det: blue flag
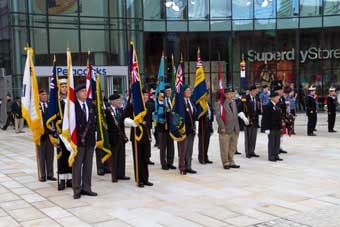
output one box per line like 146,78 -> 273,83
129,42 -> 146,141
46,57 -> 60,144
169,63 -> 186,142
155,54 -> 165,96
192,49 -> 208,120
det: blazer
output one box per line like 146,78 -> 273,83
306,94 -> 317,115
75,99 -> 96,147
184,98 -> 196,136
243,94 -> 261,127
215,99 -> 240,134
262,101 -> 282,131
327,96 -> 337,113
106,106 -> 126,144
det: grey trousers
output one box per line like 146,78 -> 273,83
244,125 -> 258,156
37,138 -> 54,179
178,134 -> 195,170
72,146 -> 94,195
268,130 -> 281,160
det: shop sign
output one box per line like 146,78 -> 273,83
247,47 -> 340,63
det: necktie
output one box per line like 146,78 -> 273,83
229,102 -> 233,113
186,100 -> 192,114
253,97 -> 256,111
116,108 -> 120,120
82,103 -> 87,120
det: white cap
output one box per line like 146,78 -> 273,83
59,78 -> 67,84
308,86 -> 316,91
329,87 -> 336,92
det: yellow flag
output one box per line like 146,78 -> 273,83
21,48 -> 44,145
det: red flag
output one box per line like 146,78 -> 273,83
218,62 -> 226,123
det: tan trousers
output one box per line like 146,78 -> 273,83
219,131 -> 239,166
15,117 -> 24,133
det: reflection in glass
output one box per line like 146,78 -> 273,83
300,0 -> 322,16
324,0 -> 340,15
277,0 -> 299,17
254,0 -> 276,19
232,0 -> 253,19
166,0 -> 187,20
210,1 -> 231,18
188,0 -> 209,19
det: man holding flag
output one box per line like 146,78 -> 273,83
21,47 -> 45,180
123,42 -> 153,188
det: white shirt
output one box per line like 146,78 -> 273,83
78,99 -> 89,121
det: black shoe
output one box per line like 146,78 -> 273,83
39,177 -> 46,182
314,129 -> 317,132
223,165 -> 230,169
162,166 -> 169,170
206,160 -> 213,164
269,159 -> 277,162
118,176 -> 130,180
308,133 -> 316,136
73,193 -> 81,199
235,151 -> 242,155
148,160 -> 155,165
138,183 -> 144,188
81,190 -> 98,196
230,164 -> 240,168
104,169 -> 111,174
279,149 -> 288,154
144,181 -> 153,186
251,154 -> 260,158
154,143 -> 159,147
329,130 -> 337,133
246,155 -> 252,158
58,180 -> 66,191
186,169 -> 197,174
1,127 -> 6,131
66,179 -> 72,188
97,169 -> 105,176
47,176 -> 57,181
199,160 -> 206,164
167,164 -> 177,169
276,158 -> 284,161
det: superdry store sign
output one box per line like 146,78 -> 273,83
247,47 -> 340,63
34,66 -> 128,77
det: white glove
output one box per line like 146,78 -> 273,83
124,118 -> 137,128
238,112 -> 249,126
265,130 -> 270,135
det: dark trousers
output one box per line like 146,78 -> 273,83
95,148 -> 110,175
268,130 -> 281,161
159,131 -> 174,168
307,113 -> 317,134
37,138 -> 54,179
72,146 -> 94,195
57,142 -> 72,174
110,139 -> 126,181
328,112 -> 336,131
178,134 -> 195,171
244,125 -> 258,156
3,112 -> 14,129
132,141 -> 149,184
198,119 -> 211,163
154,125 -> 159,146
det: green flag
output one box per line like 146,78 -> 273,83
95,75 -> 112,163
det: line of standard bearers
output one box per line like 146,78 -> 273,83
35,79 -> 337,199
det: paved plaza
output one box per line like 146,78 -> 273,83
0,113 -> 339,227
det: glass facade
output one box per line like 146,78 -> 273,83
0,0 -> 340,96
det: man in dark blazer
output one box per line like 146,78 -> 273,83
306,86 -> 317,136
106,93 -> 130,183
37,89 -> 56,182
263,92 -> 283,162
180,85 -> 197,174
123,95 -> 153,188
327,87 -> 337,133
241,85 -> 261,158
73,84 -> 97,199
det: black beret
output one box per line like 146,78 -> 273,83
248,85 -> 257,91
165,84 -> 171,89
109,93 -> 120,100
183,84 -> 190,91
263,85 -> 268,89
270,92 -> 279,98
39,88 -> 47,94
142,88 -> 149,94
224,87 -> 234,93
75,83 -> 86,93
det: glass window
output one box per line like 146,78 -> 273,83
165,0 -> 187,20
232,0 -> 253,19
255,0 -> 276,19
300,0 -> 322,16
41,0 -> 78,15
210,1 -> 231,18
80,0 -> 108,17
110,30 -> 127,66
188,0 -> 209,19
127,0 -> 142,18
109,0 -> 125,18
10,0 -> 26,12
144,0 -> 165,19
49,29 -> 79,55
324,0 -> 340,15
277,0 -> 299,17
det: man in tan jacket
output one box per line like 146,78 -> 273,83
216,88 -> 249,169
